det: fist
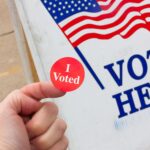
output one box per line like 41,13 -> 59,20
0,82 -> 68,150
27,102 -> 68,150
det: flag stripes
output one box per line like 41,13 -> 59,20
58,0 -> 150,47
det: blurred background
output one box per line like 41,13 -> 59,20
0,0 -> 26,100
0,0 -> 38,101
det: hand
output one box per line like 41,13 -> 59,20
0,82 -> 68,150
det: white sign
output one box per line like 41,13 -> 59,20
15,0 -> 150,149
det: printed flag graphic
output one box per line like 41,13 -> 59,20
41,0 -> 150,89
41,0 -> 150,47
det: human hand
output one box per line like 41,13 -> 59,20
0,82 -> 68,150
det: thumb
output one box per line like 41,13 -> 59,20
1,90 -> 42,116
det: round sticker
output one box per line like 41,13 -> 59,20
50,57 -> 85,92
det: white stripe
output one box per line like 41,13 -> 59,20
140,8 -> 150,14
70,18 -> 145,43
97,0 -> 112,6
146,17 -> 150,22
59,0 -> 121,27
64,1 -> 149,35
120,19 -> 146,36
70,19 -> 146,43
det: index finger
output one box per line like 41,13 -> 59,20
21,82 -> 65,100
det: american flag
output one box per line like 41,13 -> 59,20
41,0 -> 150,90
41,0 -> 150,47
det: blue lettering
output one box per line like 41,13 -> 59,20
135,83 -> 150,110
113,89 -> 139,118
128,55 -> 148,80
113,82 -> 150,118
104,60 -> 124,86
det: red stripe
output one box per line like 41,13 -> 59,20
72,12 -> 150,47
61,0 -> 143,31
67,4 -> 150,39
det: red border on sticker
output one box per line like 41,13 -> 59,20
50,57 -> 85,92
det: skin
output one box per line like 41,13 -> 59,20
0,82 -> 68,150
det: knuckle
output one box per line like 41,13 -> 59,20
44,102 -> 58,116
32,137 -> 46,150
56,119 -> 67,133
27,120 -> 41,134
6,89 -> 24,105
50,137 -> 69,150
37,137 -> 45,147
62,136 -> 69,148
9,89 -> 22,100
27,103 -> 59,136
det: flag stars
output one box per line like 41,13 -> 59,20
58,8 -> 61,11
68,5 -> 71,8
78,7 -> 81,11
85,7 -> 88,10
65,1 -> 68,5
44,0 -> 100,15
71,1 -> 74,4
53,4 -> 57,7
49,2 -> 52,5
74,3 -> 78,7
88,2 -> 92,6
54,16 -> 57,20
59,2 -> 62,5
66,10 -> 69,14
52,10 -> 56,13
42,0 -> 101,23
93,4 -> 96,7
81,3 -> 85,7
60,12 -> 64,16
44,0 -> 47,3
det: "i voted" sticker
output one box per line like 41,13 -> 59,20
50,57 -> 85,92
